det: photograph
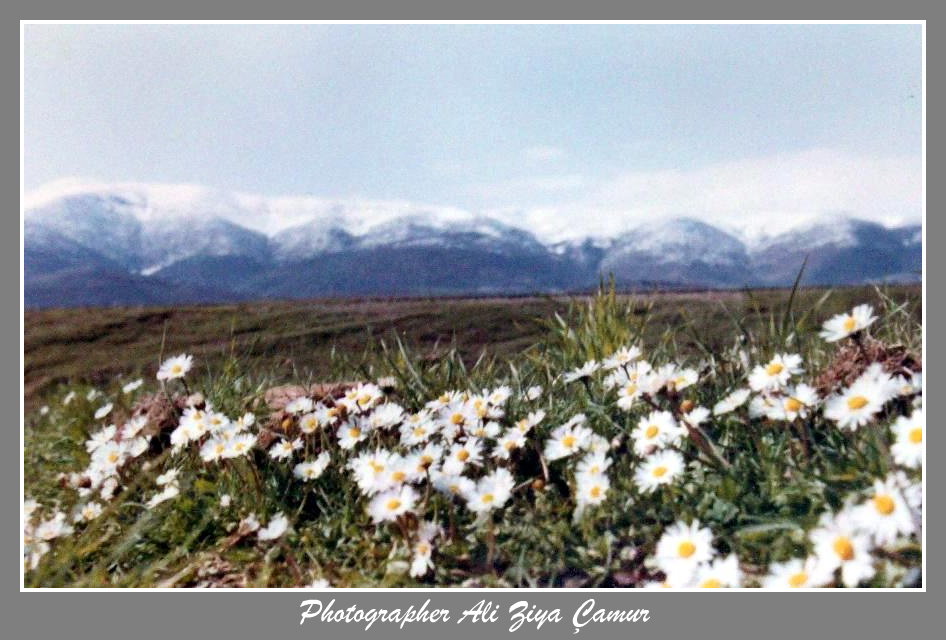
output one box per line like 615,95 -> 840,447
22,22 -> 923,590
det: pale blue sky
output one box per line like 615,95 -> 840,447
24,23 -> 922,233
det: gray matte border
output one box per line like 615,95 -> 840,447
5,5 -> 939,640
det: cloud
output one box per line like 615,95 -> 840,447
522,145 -> 566,162
488,149 -> 922,244
25,149 -> 921,246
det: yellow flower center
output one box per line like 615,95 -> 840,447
652,466 -> 668,478
700,578 -> 722,588
391,471 -> 406,482
625,384 -> 637,395
170,364 -> 182,375
327,407 -> 340,417
358,394 -> 373,406
873,494 -> 895,515
369,461 -> 384,473
413,427 -> 426,437
107,452 -> 119,464
677,541 -> 696,558
420,455 -> 433,467
450,413 -> 465,425
481,493 -> 494,504
385,499 -> 401,511
766,362 -> 784,376
504,440 -> 516,450
784,397 -> 802,412
589,485 -> 602,498
439,393 -> 450,403
909,428 -> 923,444
348,427 -> 361,439
645,425 -> 659,439
417,542 -> 430,554
788,572 -> 807,588
846,396 -> 869,410
843,316 -> 857,332
561,435 -> 576,449
215,443 -> 225,454
456,449 -> 470,462
833,536 -> 854,561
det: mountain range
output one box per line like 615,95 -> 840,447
24,186 -> 922,308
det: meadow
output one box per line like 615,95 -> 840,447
23,283 -> 923,588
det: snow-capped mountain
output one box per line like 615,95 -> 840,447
601,218 -> 752,288
23,183 -> 922,307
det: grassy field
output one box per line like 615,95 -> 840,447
24,286 -> 920,410
23,284 -> 923,588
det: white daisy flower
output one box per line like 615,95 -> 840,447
369,403 -> 405,430
223,433 -> 256,458
564,360 -> 600,384
524,385 -> 543,401
411,442 -> 444,476
94,403 -> 113,420
146,483 -> 180,509
604,345 -> 642,370
122,378 -> 144,394
73,501 -> 104,523
853,475 -> 916,546
269,437 -> 303,460
337,420 -> 369,450
468,420 -> 502,440
200,437 -> 228,462
463,468 -> 515,514
576,451 -> 612,479
635,449 -> 685,493
492,429 -> 526,460
574,472 -> 609,515
410,538 -> 436,578
810,510 -> 876,587
306,578 -> 332,589
348,449 -> 393,496
431,470 -> 476,498
85,424 -> 117,452
368,485 -> 417,523
749,353 -> 803,392
285,396 -> 314,415
294,452 -> 332,481
156,468 -> 180,486
543,419 -> 593,461
442,438 -> 484,475
156,354 -> 193,381
774,384 -> 820,421
513,410 -> 546,435
298,412 -> 321,434
654,520 -> 716,585
890,409 -> 924,469
694,554 -> 743,588
819,304 -> 877,342
824,368 -> 897,431
762,556 -> 833,588
615,377 -> 644,411
713,388 -> 751,416
487,386 -> 512,406
258,513 -> 290,541
340,383 -> 384,413
667,367 -> 699,392
630,410 -> 683,456
34,511 -> 74,541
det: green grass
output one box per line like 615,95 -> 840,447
23,284 -> 922,588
